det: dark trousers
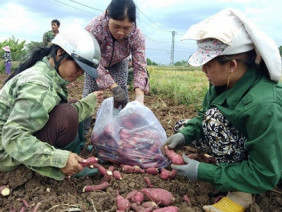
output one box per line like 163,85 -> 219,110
34,103 -> 79,148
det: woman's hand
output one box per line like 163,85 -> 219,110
60,153 -> 84,176
93,91 -> 104,103
135,88 -> 144,104
161,133 -> 186,155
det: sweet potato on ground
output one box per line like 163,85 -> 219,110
145,167 -> 159,175
183,194 -> 192,206
101,166 -> 115,183
126,190 -> 138,200
142,201 -> 158,209
141,188 -> 174,206
93,164 -> 113,176
116,190 -> 130,211
144,177 -> 153,188
113,170 -> 123,180
159,168 -> 177,180
131,191 -> 144,205
131,203 -> 154,212
82,181 -> 110,192
159,168 -> 171,181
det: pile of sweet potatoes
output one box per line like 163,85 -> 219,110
117,187 -> 179,212
91,112 -> 169,169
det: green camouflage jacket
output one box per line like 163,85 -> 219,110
42,30 -> 57,47
0,57 -> 98,180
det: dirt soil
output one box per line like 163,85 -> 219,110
0,73 -> 281,212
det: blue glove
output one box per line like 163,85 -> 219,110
171,154 -> 200,181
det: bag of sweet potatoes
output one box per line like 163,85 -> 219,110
91,97 -> 169,168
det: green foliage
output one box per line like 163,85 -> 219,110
147,58 -> 158,66
147,65 -> 208,110
174,60 -> 188,66
0,36 -> 27,61
279,46 -> 282,57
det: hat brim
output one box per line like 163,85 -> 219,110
188,47 -> 223,67
74,58 -> 98,79
188,39 -> 228,67
2,47 -> 11,52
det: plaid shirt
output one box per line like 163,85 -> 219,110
86,13 -> 149,93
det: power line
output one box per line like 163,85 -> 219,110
53,0 -> 99,16
69,0 -> 104,12
146,47 -> 192,53
136,7 -> 171,33
144,34 -> 171,44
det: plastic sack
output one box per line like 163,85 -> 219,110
91,97 -> 169,169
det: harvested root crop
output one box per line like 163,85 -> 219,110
164,146 -> 184,165
116,190 -> 130,211
82,181 -> 110,192
141,188 -> 174,206
79,157 -> 98,168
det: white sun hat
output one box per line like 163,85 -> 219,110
2,46 -> 11,52
181,8 -> 281,82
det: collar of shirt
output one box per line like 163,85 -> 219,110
209,68 -> 260,108
42,56 -> 69,87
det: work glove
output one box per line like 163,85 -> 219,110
171,154 -> 199,181
203,191 -> 253,212
111,85 -> 128,108
162,133 -> 186,150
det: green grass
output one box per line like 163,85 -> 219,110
147,66 -> 209,110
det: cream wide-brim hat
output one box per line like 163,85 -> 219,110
181,8 -> 281,82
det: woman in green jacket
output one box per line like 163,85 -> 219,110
0,28 -> 103,180
162,8 -> 282,212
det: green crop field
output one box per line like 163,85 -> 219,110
147,66 -> 209,110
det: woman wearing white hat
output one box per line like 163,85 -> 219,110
2,46 -> 12,74
162,8 -> 282,212
0,28 -> 104,180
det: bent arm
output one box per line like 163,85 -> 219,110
198,103 -> 282,193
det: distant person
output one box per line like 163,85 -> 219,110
43,19 -> 60,47
0,28 -> 103,180
82,0 -> 149,135
2,46 -> 12,74
162,8 -> 282,212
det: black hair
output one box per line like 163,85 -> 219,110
215,49 -> 270,79
51,19 -> 60,27
107,0 -> 136,23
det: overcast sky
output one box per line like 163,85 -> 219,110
1,0 -> 282,65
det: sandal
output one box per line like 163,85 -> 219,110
203,197 -> 245,212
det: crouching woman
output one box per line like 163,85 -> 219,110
0,28 -> 103,180
163,9 -> 282,212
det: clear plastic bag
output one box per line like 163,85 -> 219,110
91,97 -> 169,169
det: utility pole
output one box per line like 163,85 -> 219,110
170,30 -> 176,66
